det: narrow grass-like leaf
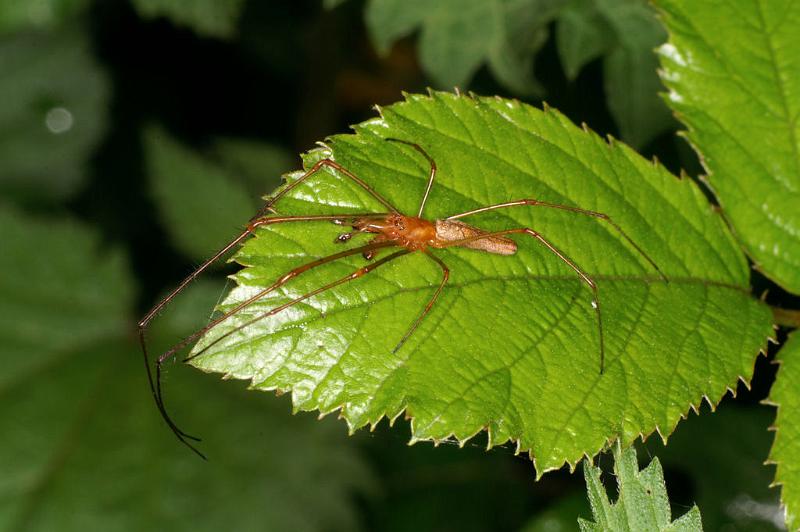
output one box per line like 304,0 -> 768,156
578,442 -> 702,531
655,0 -> 800,294
766,331 -> 800,531
190,91 -> 772,475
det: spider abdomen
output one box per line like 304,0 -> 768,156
434,219 -> 517,255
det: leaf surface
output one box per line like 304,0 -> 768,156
0,205 -> 373,531
656,0 -> 800,294
767,331 -> 800,531
190,91 -> 772,475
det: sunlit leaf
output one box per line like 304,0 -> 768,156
0,206 -> 374,531
0,29 -> 108,204
579,442 -> 702,531
131,0 -> 246,39
655,0 -> 800,294
366,0 -> 567,95
766,332 -> 800,531
189,91 -> 772,475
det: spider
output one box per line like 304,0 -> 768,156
139,138 -> 666,458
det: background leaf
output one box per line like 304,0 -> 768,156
189,91 -> 772,475
131,0 -> 246,39
578,442 -> 702,531
655,0 -> 800,294
365,0 -> 567,95
0,28 -> 108,204
556,0 -> 676,149
0,205 -> 374,531
766,331 -> 800,531
0,0 -> 88,35
145,126 -> 259,262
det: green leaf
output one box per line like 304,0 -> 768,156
655,0 -> 800,294
0,205 -> 374,530
365,0 -> 567,95
189,91 -> 772,475
578,442 -> 703,531
0,29 -> 109,204
555,0 -> 615,80
767,331 -> 800,531
556,0 -> 675,148
145,126 -> 258,262
211,136 -> 293,200
131,0 -> 246,39
0,0 -> 88,34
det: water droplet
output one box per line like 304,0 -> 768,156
45,107 -> 73,134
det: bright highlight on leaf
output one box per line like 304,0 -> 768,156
187,91 -> 772,475
579,442 -> 703,531
655,0 -> 800,294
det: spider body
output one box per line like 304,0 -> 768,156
337,213 -> 517,255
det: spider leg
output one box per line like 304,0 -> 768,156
186,248 -> 411,363
138,213 -> 391,454
149,238 -> 397,454
439,228 -> 605,374
384,138 -> 437,217
392,250 -> 450,354
264,158 -> 400,213
445,199 -> 667,282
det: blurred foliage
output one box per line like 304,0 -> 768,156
131,0 -> 246,38
0,0 -> 88,34
0,0 -> 795,530
0,28 -> 108,203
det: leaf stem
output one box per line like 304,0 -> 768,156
772,306 -> 800,328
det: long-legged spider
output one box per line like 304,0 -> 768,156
139,138 -> 666,458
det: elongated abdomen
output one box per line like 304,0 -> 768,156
434,220 -> 517,255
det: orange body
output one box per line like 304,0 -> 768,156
353,213 -> 517,255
